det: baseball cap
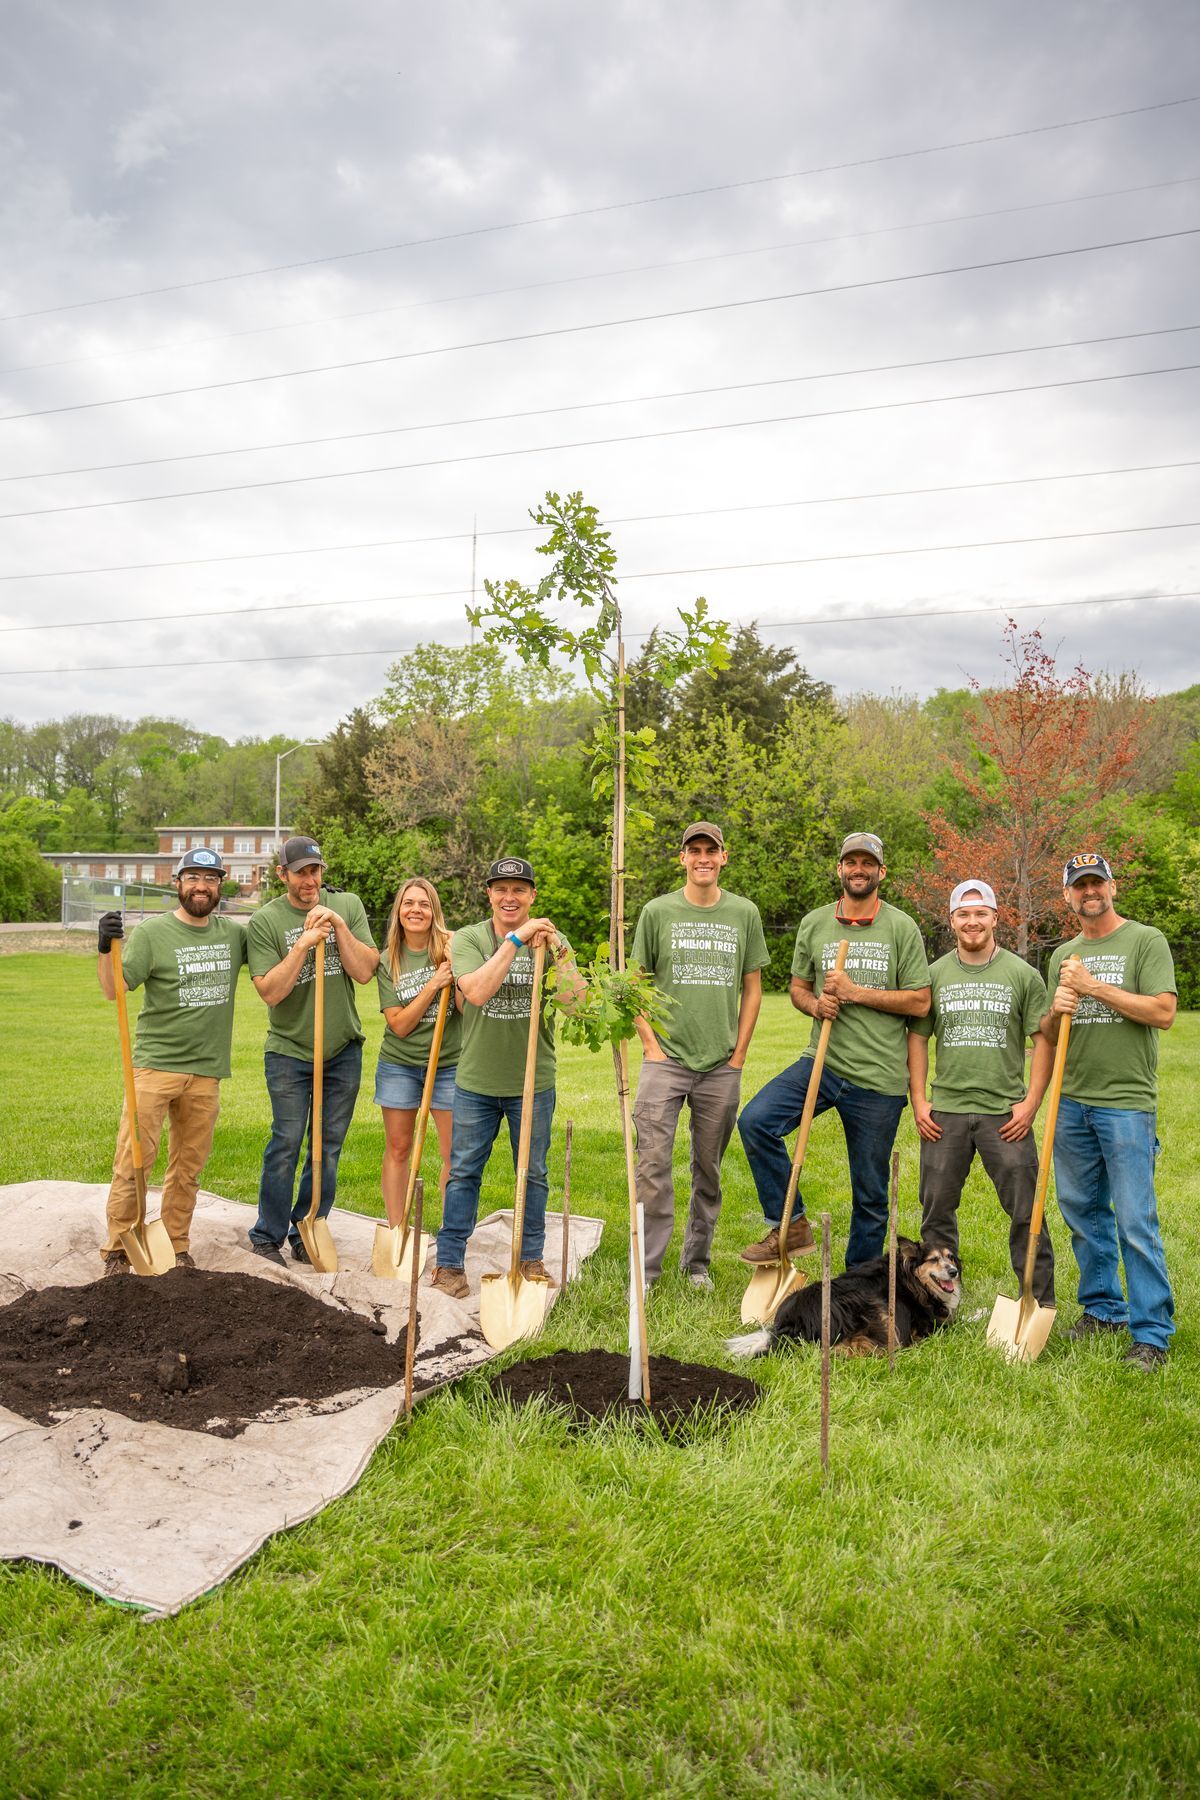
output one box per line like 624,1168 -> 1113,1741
487,856 -> 536,886
279,835 -> 326,872
1063,852 -> 1113,885
949,879 -> 998,912
175,846 -> 227,878
839,832 -> 884,862
681,820 -> 725,849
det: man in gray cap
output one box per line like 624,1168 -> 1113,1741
246,836 -> 379,1263
738,831 -> 930,1267
908,879 -> 1054,1302
95,847 -> 248,1271
630,821 -> 770,1289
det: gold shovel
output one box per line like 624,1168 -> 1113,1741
741,937 -> 849,1325
480,941 -> 550,1351
297,938 -> 338,1273
987,962 -> 1076,1363
112,938 -> 176,1277
372,984 -> 450,1280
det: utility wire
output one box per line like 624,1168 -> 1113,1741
3,93 -> 1196,324
2,226 -> 1195,427
2,456 -> 1196,587
1,360 -> 1195,523
8,321 -> 1197,486
4,172 -> 1196,383
6,585 -> 1197,678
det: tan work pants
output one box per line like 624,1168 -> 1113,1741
632,1057 -> 742,1279
103,1069 -> 221,1258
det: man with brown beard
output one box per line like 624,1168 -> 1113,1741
96,847 -> 249,1272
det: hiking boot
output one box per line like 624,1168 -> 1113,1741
1123,1342 -> 1167,1371
174,1252 -> 196,1270
740,1216 -> 816,1263
249,1240 -> 286,1266
520,1260 -> 553,1284
290,1240 -> 311,1265
102,1250 -> 131,1276
687,1269 -> 714,1292
431,1264 -> 469,1300
1067,1313 -> 1125,1341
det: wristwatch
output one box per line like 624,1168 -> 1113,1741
505,931 -> 523,950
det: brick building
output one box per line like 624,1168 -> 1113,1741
43,825 -> 291,899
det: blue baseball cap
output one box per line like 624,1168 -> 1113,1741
175,846 -> 227,877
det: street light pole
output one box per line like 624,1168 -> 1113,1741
274,742 -> 321,856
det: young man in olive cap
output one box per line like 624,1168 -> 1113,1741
246,836 -> 379,1264
908,880 -> 1055,1302
1042,853 -> 1178,1370
630,821 -> 769,1290
738,832 -> 930,1268
95,847 -> 248,1271
431,857 -> 585,1299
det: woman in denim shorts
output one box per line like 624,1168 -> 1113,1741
375,877 -> 463,1225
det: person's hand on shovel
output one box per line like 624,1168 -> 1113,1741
97,911 -> 124,954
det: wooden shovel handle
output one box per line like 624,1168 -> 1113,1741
1020,958 -> 1077,1292
399,983 -> 451,1235
111,936 -> 148,1231
509,940 -> 546,1278
308,938 -> 325,1226
777,938 -> 850,1260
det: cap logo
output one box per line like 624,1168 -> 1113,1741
192,849 -> 218,865
496,859 -> 523,876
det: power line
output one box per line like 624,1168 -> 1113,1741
2,226 -> 1195,427
4,172 -> 1196,383
2,455 -> 1196,587
1,360 -> 1195,524
6,585 -> 1197,677
8,321 -> 1197,486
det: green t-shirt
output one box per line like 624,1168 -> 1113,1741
1047,921 -> 1176,1110
630,888 -> 769,1073
119,912 -> 248,1080
247,889 -> 377,1062
791,901 -> 930,1098
451,920 -> 566,1097
377,946 -> 463,1070
911,948 -> 1046,1114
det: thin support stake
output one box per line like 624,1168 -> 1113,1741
404,1178 -> 423,1420
888,1150 -> 899,1371
561,1119 -> 573,1291
820,1210 -> 831,1479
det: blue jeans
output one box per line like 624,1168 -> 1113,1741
1053,1098 -> 1174,1350
251,1041 -> 363,1251
435,1084 -> 556,1268
738,1057 -> 906,1268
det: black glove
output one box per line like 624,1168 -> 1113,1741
97,911 -> 124,954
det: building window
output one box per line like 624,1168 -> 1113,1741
235,838 -> 255,855
172,836 -> 186,852
105,864 -> 119,879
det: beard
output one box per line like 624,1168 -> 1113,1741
840,869 -> 881,899
178,887 -> 220,918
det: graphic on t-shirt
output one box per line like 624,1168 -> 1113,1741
483,962 -> 534,1022
936,979 -> 1017,1051
817,937 -> 892,986
669,919 -> 741,989
1073,952 -> 1127,1026
284,925 -> 343,984
174,939 -> 236,1009
390,962 -> 438,1018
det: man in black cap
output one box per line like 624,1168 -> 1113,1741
630,821 -> 770,1290
95,847 -> 248,1271
431,857 -> 583,1299
246,836 -> 379,1263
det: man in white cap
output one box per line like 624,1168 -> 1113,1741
908,880 -> 1054,1302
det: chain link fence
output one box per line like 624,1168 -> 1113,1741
60,873 -> 179,932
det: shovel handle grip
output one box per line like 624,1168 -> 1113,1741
308,938 -> 325,1226
509,941 -> 546,1278
399,983 -> 452,1236
1020,958 -> 1078,1290
777,939 -> 849,1257
111,936 -> 149,1229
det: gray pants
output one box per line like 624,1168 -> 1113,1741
633,1058 -> 742,1279
919,1110 -> 1055,1304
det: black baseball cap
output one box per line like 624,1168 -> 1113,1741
487,856 -> 536,886
1063,852 -> 1113,885
279,835 -> 326,872
175,846 -> 227,877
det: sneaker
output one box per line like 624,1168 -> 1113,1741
1123,1342 -> 1168,1371
290,1240 -> 311,1265
102,1250 -> 131,1276
249,1240 -> 286,1266
519,1260 -> 553,1284
431,1265 -> 469,1300
740,1216 -> 816,1264
687,1270 -> 714,1292
1066,1313 -> 1126,1341
174,1252 -> 196,1270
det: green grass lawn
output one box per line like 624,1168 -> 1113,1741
1,954 -> 1198,1798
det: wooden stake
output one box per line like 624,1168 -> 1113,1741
820,1211 -> 831,1480
560,1118 -> 573,1291
887,1150 -> 899,1372
404,1177 -> 423,1421
612,641 -> 650,1407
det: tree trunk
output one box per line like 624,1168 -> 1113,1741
612,639 -> 650,1403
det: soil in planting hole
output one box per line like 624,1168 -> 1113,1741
490,1348 -> 760,1427
0,1267 -> 419,1436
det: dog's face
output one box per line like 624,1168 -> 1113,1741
907,1240 -> 962,1315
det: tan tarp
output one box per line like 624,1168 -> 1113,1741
0,1182 -> 601,1616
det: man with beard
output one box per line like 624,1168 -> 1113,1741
908,880 -> 1055,1302
738,833 -> 930,1268
96,847 -> 248,1272
1042,854 -> 1178,1369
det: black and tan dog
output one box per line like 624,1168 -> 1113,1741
727,1237 -> 961,1360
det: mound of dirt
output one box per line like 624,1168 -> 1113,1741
0,1267 -> 415,1436
490,1348 -> 760,1426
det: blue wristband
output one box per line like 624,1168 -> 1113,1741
506,931 -> 523,950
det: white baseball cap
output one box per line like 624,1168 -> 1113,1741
949,880 -> 997,912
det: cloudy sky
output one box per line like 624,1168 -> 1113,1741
2,0 -> 1198,739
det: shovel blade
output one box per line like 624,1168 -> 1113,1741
371,1224 -> 431,1282
119,1217 -> 176,1277
740,1261 -> 806,1325
297,1215 -> 339,1274
479,1270 -> 548,1351
987,1293 -> 1057,1363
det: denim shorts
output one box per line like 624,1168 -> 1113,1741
374,1060 -> 458,1111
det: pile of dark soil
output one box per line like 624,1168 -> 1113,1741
0,1267 -> 412,1437
490,1348 -> 760,1427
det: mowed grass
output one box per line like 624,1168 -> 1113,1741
1,953 -> 1199,1799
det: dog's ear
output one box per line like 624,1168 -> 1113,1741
896,1235 -> 921,1265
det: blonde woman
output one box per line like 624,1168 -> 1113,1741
375,877 -> 462,1225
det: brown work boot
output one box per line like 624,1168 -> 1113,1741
430,1264 -> 469,1301
174,1252 -> 196,1270
739,1216 -> 816,1264
520,1260 -> 554,1284
102,1250 -> 131,1276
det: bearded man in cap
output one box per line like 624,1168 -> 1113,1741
738,832 -> 930,1268
431,857 -> 585,1299
95,847 -> 249,1272
908,880 -> 1055,1303
246,836 -> 379,1264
